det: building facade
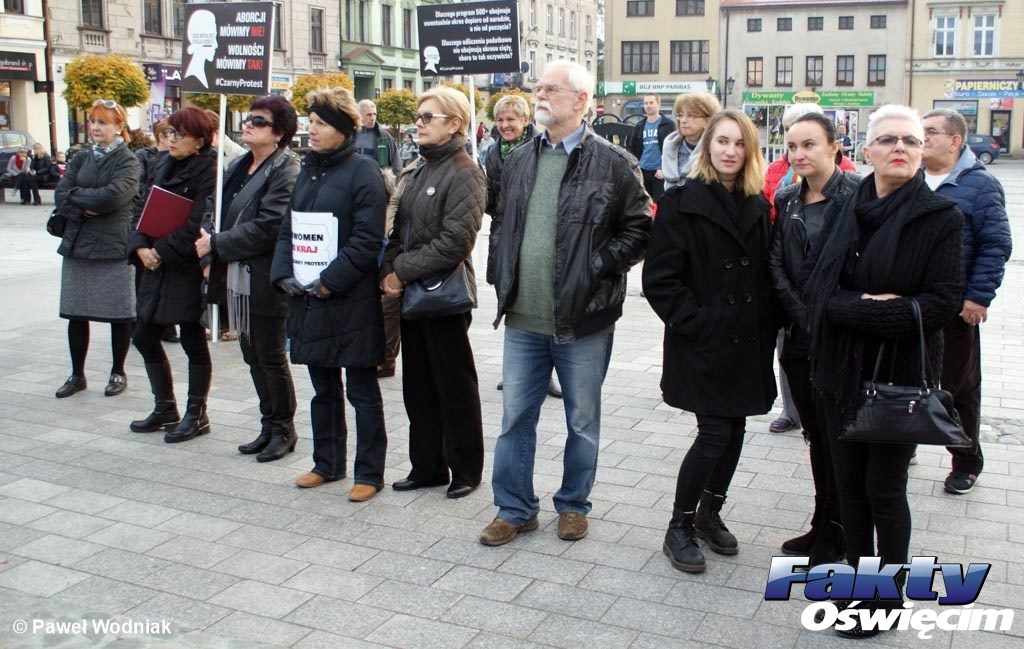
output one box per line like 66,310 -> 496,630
0,1 -> 54,151
603,0 -> 721,116
514,0 -> 599,91
908,0 -> 1024,156
721,0 -> 909,152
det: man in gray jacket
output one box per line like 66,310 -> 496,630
481,61 -> 651,546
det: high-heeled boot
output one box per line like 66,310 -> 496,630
164,364 -> 211,443
130,362 -> 180,432
257,421 -> 298,463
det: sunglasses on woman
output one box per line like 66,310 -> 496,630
243,115 -> 274,128
413,112 -> 450,124
92,99 -> 120,109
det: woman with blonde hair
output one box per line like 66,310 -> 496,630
270,87 -> 389,500
381,86 -> 486,499
662,92 -> 720,189
643,109 -> 776,573
53,99 -> 141,398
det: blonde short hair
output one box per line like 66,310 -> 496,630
674,92 -> 720,119
866,104 -> 923,145
304,86 -> 361,129
494,94 -> 531,121
419,87 -> 471,137
689,108 -> 766,196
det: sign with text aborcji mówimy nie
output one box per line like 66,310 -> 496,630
180,1 -> 274,96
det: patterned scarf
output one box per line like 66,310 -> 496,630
500,130 -> 531,160
92,136 -> 125,160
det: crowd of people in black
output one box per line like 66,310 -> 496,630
45,62 -> 1012,640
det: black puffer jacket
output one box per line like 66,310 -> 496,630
643,180 -> 778,417
55,146 -> 140,261
488,124 -> 651,344
381,136 -> 485,289
270,140 -> 387,368
128,147 -> 217,325
203,148 -> 300,319
769,168 -> 860,358
483,123 -> 536,215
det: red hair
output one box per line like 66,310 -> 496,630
168,106 -> 216,147
88,104 -> 131,141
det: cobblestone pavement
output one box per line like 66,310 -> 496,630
0,163 -> 1022,649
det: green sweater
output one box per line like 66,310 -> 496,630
505,146 -> 569,335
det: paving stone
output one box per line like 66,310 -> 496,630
663,581 -> 767,619
434,566 -> 533,603
84,521 -> 175,553
205,610 -> 312,646
283,537 -> 380,571
148,536 -> 241,570
26,509 -> 115,538
561,538 -> 654,571
281,564 -> 383,601
528,613 -> 637,649
498,550 -> 594,586
294,630 -> 391,649
0,560 -> 89,597
600,597 -> 705,639
0,497 -> 57,524
691,613 -> 800,649
440,595 -> 548,638
284,594 -> 394,638
0,477 -> 71,502
154,511 -> 244,542
513,580 -> 617,621
76,548 -> 173,582
42,488 -> 127,515
212,549 -> 308,585
358,580 -> 463,619
357,550 -> 455,586
53,575 -> 160,614
98,501 -> 185,527
366,613 -> 479,649
11,533 -> 106,566
577,565 -> 678,603
420,537 -> 517,571
126,592 -> 233,631
209,579 -> 313,619
145,563 -> 241,600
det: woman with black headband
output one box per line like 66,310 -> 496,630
270,86 -> 389,502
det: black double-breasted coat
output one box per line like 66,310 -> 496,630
643,179 -> 778,417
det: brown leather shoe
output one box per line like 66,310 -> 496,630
479,516 -> 539,546
557,512 -> 588,541
295,472 -> 327,488
348,484 -> 380,502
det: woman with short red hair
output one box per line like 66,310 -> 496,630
128,106 -> 218,443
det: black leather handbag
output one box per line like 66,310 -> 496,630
46,209 -> 66,237
841,298 -> 971,447
401,262 -> 477,320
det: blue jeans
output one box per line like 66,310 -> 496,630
492,327 -> 613,525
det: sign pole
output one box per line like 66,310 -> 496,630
210,92 -> 227,344
467,75 -> 478,162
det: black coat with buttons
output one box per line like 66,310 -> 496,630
642,179 -> 779,416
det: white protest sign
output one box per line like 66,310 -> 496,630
290,212 -> 338,286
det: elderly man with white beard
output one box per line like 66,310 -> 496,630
481,61 -> 651,546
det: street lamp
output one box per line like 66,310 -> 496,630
705,75 -> 736,107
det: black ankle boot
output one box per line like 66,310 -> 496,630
131,362 -> 179,432
808,520 -> 846,566
694,490 -> 738,555
238,426 -> 271,454
256,423 -> 297,462
164,364 -> 211,443
664,512 -> 705,573
782,501 -> 823,555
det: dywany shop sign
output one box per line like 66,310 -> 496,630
180,1 -> 274,95
944,78 -> 1024,99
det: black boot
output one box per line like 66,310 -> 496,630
663,512 -> 705,573
694,490 -> 738,555
256,422 -> 298,463
808,520 -> 846,566
164,364 -> 211,443
130,362 -> 179,432
238,425 -> 271,454
782,498 -> 822,555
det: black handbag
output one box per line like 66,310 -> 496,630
840,298 -> 971,447
401,262 -> 477,320
46,209 -> 66,237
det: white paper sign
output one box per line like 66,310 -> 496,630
290,211 -> 338,286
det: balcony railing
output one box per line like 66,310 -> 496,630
80,28 -> 108,52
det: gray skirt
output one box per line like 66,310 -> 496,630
60,257 -> 136,323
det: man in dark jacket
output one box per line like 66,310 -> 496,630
480,61 -> 651,547
922,108 -> 1013,495
630,94 -> 673,202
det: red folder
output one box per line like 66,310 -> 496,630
137,186 -> 194,239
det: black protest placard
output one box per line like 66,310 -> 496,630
417,0 -> 520,76
180,2 -> 273,96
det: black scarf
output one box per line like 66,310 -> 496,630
804,170 -> 925,416
418,135 -> 466,163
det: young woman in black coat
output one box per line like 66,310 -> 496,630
804,105 -> 963,637
196,96 -> 301,463
768,113 -> 861,565
128,107 -> 217,444
53,100 -> 140,399
643,109 -> 776,574
270,87 -> 389,502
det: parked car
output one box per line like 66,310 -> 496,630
0,130 -> 36,169
966,134 -> 1001,165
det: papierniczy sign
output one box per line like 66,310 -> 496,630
417,0 -> 520,76
766,556 -> 1014,638
944,78 -> 1024,99
180,2 -> 274,95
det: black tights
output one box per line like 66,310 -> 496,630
671,414 -> 746,520
68,320 -> 132,377
132,320 -> 210,366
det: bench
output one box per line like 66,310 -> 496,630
0,175 -> 60,202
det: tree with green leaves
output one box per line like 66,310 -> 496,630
290,72 -> 355,114
375,88 -> 418,128
486,88 -> 531,121
62,55 -> 148,110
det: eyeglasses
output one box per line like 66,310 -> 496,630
413,112 -> 450,124
870,134 -> 924,149
92,99 -> 119,109
243,115 -> 274,128
924,127 -> 954,137
165,128 -> 186,141
533,84 -> 571,96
